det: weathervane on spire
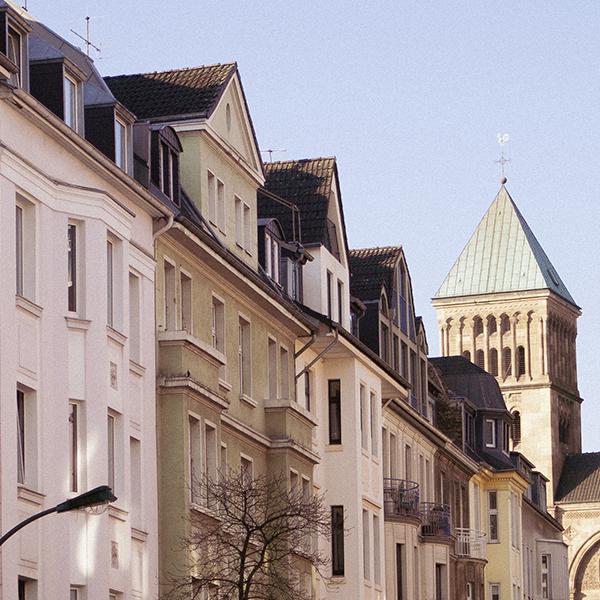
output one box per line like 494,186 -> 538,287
495,133 -> 510,183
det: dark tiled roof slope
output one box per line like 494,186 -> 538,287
263,158 -> 335,245
104,63 -> 236,120
349,246 -> 402,301
555,453 -> 600,503
429,356 -> 507,412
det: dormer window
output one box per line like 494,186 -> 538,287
63,74 -> 78,129
148,126 -> 181,204
115,118 -> 127,170
160,142 -> 174,198
264,231 -> 280,284
6,26 -> 20,86
485,419 -> 496,448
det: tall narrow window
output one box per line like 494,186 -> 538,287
488,491 -> 498,542
401,342 -> 408,377
462,350 -> 471,362
238,317 -> 251,397
512,411 -> 521,445
130,437 -> 141,527
503,347 -> 512,376
64,75 -> 77,129
243,203 -> 252,253
475,349 -> 484,369
107,414 -> 116,493
517,345 -> 526,377
161,142 -> 172,198
490,583 -> 500,600
392,334 -> 399,371
7,27 -> 21,87
370,392 -> 378,456
362,509 -> 370,580
217,179 -> 225,230
69,402 -> 79,492
163,260 -> 176,330
235,196 -> 243,247
360,384 -> 368,450
541,554 -> 551,599
207,171 -> 216,224
328,380 -> 341,444
17,389 -> 25,484
16,204 -> 24,296
337,279 -> 344,324
304,370 -> 311,411
107,240 -> 114,327
268,338 -> 278,399
396,544 -> 405,600
67,224 -> 77,312
240,455 -> 253,486
180,272 -> 192,332
326,271 -> 333,319
204,423 -> 217,483
189,415 -> 201,503
129,273 -> 141,363
211,297 -> 224,352
405,445 -> 412,481
381,323 -> 389,363
373,514 -> 381,585
485,419 -> 496,447
115,119 -> 127,170
279,346 -> 289,400
331,506 -> 345,576
489,348 -> 498,376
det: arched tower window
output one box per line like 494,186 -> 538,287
488,316 -> 497,335
474,316 -> 484,338
463,350 -> 471,362
489,348 -> 498,376
503,347 -> 512,377
475,349 -> 485,369
517,346 -> 526,377
512,411 -> 521,445
501,314 -> 511,335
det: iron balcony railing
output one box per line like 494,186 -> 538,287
420,502 -> 451,538
383,478 -> 420,519
454,528 -> 487,560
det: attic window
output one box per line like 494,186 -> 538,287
63,74 -> 78,129
160,142 -> 174,199
114,118 -> 127,170
7,26 -> 21,87
226,103 -> 232,132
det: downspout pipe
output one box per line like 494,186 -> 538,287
153,214 -> 174,241
295,328 -> 338,380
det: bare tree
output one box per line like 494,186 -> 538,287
164,469 -> 331,600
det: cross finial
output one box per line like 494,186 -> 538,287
495,133 -> 510,183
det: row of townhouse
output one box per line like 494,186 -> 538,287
0,2 -> 570,599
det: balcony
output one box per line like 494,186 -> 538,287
383,478 -> 420,521
420,502 -> 451,539
455,528 -> 487,560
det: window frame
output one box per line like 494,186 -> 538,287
488,490 -> 499,542
63,72 -> 78,129
485,419 -> 496,448
114,117 -> 127,170
331,505 -> 345,576
328,379 -> 342,445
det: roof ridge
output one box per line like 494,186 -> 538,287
105,62 -> 237,81
265,156 -> 336,166
350,245 -> 402,254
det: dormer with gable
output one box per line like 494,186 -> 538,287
0,1 -> 30,89
349,246 -> 432,419
263,157 -> 351,328
106,63 -> 264,269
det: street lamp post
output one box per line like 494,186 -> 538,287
0,485 -> 116,547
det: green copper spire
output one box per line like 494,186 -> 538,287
435,185 -> 577,306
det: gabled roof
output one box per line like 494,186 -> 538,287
104,63 -> 237,121
349,246 -> 402,301
435,185 -> 577,306
263,157 -> 341,247
429,356 -> 507,412
555,453 -> 600,503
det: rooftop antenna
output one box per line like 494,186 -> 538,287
70,16 -> 101,57
261,148 -> 287,162
495,133 -> 510,183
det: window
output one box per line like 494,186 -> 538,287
328,380 -> 341,444
235,196 -> 243,246
268,338 -> 277,399
107,414 -> 116,493
475,349 -> 484,369
217,179 -> 225,230
163,260 -> 176,330
7,27 -> 21,87
240,455 -> 253,486
189,415 -> 201,503
462,350 -> 471,362
489,348 -> 499,376
18,577 -> 37,600
435,564 -> 446,600
326,271 -> 333,319
337,279 -> 344,324
400,342 -> 408,378
510,491 -> 520,548
115,119 -> 127,170
466,582 -> 473,600
488,491 -> 498,542
160,142 -> 173,198
370,392 -> 378,456
362,509 -> 370,580
107,240 -> 115,326
512,411 -> 521,445
373,514 -> 381,585
243,203 -> 252,253
204,423 -> 217,484
63,74 -> 77,128
331,506 -> 345,576
16,198 -> 35,300
207,171 -> 216,224
180,271 -> 192,332
396,544 -> 405,600
129,273 -> 141,363
220,443 -> 228,475
381,323 -> 389,363
502,420 -> 510,454
211,296 -> 224,352
503,346 -> 512,377
488,316 -> 497,335
17,389 -> 25,484
517,345 -> 526,376
16,204 -> 23,295
279,346 -> 289,400
404,445 -> 412,481
238,317 -> 251,398
17,388 -> 36,487
303,370 -> 312,411
70,588 -> 79,600
67,224 -> 77,312
360,384 -> 368,450
541,554 -> 552,599
485,419 -> 496,447
392,334 -> 399,371
69,402 -> 79,492
490,583 -> 500,600
130,437 -> 141,527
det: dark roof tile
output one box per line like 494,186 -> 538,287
104,63 -> 236,120
349,246 -> 402,301
555,453 -> 600,503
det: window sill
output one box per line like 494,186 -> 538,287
107,326 -> 127,346
326,444 -> 344,452
218,378 -> 232,392
17,485 -> 45,506
129,359 -> 146,377
158,330 -> 226,368
65,316 -> 91,331
16,295 -> 43,318
240,393 -> 257,408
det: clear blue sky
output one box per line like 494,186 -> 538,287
29,1 -> 600,451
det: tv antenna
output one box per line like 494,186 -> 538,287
70,16 -> 101,57
261,148 -> 286,162
495,133 -> 510,182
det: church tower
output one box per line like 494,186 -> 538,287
432,184 -> 582,502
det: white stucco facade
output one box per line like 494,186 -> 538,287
0,82 -> 169,599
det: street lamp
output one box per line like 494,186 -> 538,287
0,485 -> 116,547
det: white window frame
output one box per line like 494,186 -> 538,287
114,117 -> 127,170
488,490 -> 499,542
238,315 -> 252,400
69,401 -> 80,493
162,257 -> 176,331
17,386 -> 37,488
107,412 -> 117,494
189,413 -> 202,505
63,72 -> 78,129
490,583 -> 500,600
370,391 -> 378,457
279,344 -> 290,401
240,453 -> 253,486
541,553 -> 551,599
267,336 -> 278,400
360,384 -> 368,451
485,419 -> 496,448
179,268 -> 192,333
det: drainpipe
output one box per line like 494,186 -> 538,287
153,214 -> 174,241
295,334 -> 316,359
295,328 -> 338,380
